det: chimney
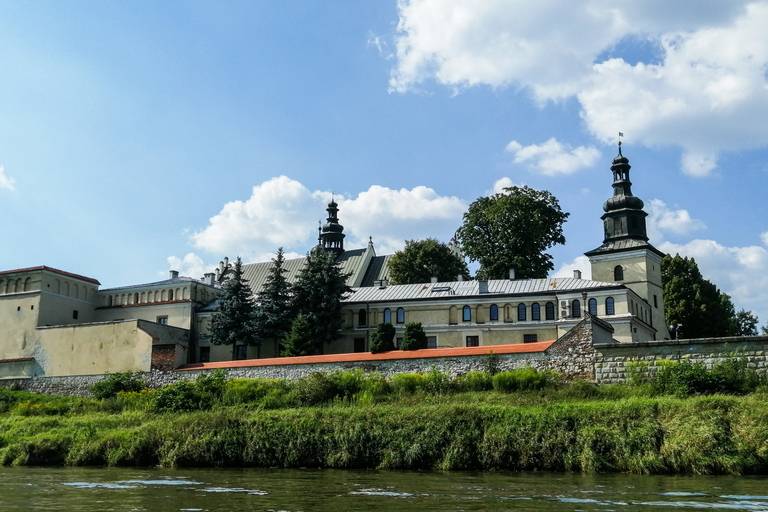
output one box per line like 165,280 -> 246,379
457,274 -> 464,282
223,256 -> 229,268
478,280 -> 488,294
204,273 -> 215,286
573,270 -> 582,279
430,277 -> 438,283
169,270 -> 179,279
509,269 -> 515,280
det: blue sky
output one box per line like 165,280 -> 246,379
1,1 -> 767,326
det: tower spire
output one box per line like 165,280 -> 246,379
319,199 -> 345,256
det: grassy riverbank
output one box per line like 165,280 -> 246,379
2,365 -> 768,474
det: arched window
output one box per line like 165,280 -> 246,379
489,304 -> 499,321
383,308 -> 391,323
545,302 -> 555,320
572,299 -> 581,318
358,309 -> 367,326
588,298 -> 598,316
396,307 -> 405,324
108,295 -> 113,307
134,293 -> 139,304
168,289 -> 174,301
614,265 -> 624,281
462,305 -> 471,322
605,297 -> 615,315
517,303 -> 527,321
531,303 -> 541,321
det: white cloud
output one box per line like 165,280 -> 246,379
553,255 -> 592,280
645,198 -> 706,242
167,253 -> 208,280
506,138 -> 600,175
0,165 -> 15,191
487,177 -> 517,195
390,0 -> 768,175
761,231 -> 768,246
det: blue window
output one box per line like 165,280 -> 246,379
531,303 -> 541,321
588,298 -> 598,316
396,307 -> 405,324
572,300 -> 581,318
517,303 -> 527,321
462,305 -> 471,322
489,304 -> 499,321
383,308 -> 391,323
605,297 -> 615,315
545,302 -> 555,320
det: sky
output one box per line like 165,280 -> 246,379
1,1 -> 767,327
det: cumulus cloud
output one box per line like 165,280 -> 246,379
553,255 -> 592,281
487,177 -> 517,195
390,0 -> 768,175
761,232 -> 768,246
645,199 -> 706,242
0,165 -> 15,191
191,177 -> 467,261
506,138 -> 601,175
167,253 -> 208,280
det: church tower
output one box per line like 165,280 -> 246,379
585,144 -> 669,339
319,199 -> 345,256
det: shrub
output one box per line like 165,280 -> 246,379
150,381 -> 207,413
457,371 -> 493,392
626,361 -> 650,386
400,322 -> 428,350
483,351 -> 500,375
90,372 -> 147,400
651,353 -> 762,396
289,372 -> 340,405
492,367 -> 553,392
424,366 -> 452,394
391,373 -> 426,394
370,323 -> 396,353
221,378 -> 291,408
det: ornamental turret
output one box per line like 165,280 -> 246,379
600,143 -> 649,244
319,199 -> 345,255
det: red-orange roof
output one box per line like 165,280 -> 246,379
177,341 -> 555,371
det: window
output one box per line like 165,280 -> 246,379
614,265 -> 624,281
199,347 -> 210,363
354,338 -> 365,353
396,307 -> 405,324
489,304 -> 499,321
588,298 -> 598,316
357,309 -> 367,327
30,305 -> 34,311
72,310 -> 79,320
517,303 -> 527,321
523,334 -> 538,343
157,316 -> 168,325
572,299 -> 581,318
654,295 -> 658,308
462,305 -> 471,322
168,289 -> 174,301
236,345 -> 247,360
427,336 -> 437,349
466,336 -> 479,347
531,303 -> 541,321
545,302 -> 555,320
383,308 -> 391,323
605,297 -> 615,315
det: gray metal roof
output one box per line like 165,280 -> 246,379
585,238 -> 666,257
344,277 -> 623,304
100,276 -> 212,292
360,254 -> 391,287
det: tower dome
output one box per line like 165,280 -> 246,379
319,199 -> 345,255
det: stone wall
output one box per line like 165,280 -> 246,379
594,335 -> 768,384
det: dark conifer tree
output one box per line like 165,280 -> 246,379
280,314 -> 315,357
400,322 -> 428,350
208,257 -> 259,359
253,248 -> 293,344
370,322 -> 396,353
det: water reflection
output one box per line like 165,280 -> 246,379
2,467 -> 768,511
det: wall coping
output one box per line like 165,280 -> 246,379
594,335 -> 768,350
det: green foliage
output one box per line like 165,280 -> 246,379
390,373 -> 426,394
650,353 -> 762,396
424,366 -> 453,394
662,254 -> 740,339
150,371 -> 226,413
253,248 -> 293,343
735,309 -> 759,336
209,257 -> 260,354
455,185 -> 569,279
400,322 -> 428,350
483,350 -> 500,375
626,361 -> 650,386
90,372 -> 148,400
280,314 -> 316,357
289,372 -> 340,405
492,367 -> 556,392
456,371 -> 493,391
388,238 -> 470,284
370,322 -> 396,353
290,247 -> 353,351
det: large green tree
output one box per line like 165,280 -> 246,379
208,257 -> 259,359
388,238 -> 470,284
280,314 -> 315,357
290,247 -> 353,354
662,254 -> 740,339
400,322 -> 428,350
455,186 -> 569,280
735,309 -> 760,337
253,248 -> 293,344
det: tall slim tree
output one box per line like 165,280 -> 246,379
253,248 -> 293,345
455,186 -> 569,279
290,247 -> 353,354
400,322 -> 428,350
208,257 -> 259,359
280,314 -> 315,357
388,238 -> 470,284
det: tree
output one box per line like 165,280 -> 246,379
290,247 -> 353,353
280,314 -> 315,357
370,322 -> 396,353
735,309 -> 759,336
455,186 -> 569,280
388,238 -> 470,284
662,254 -> 739,339
253,248 -> 293,343
208,257 -> 259,359
400,322 -> 428,350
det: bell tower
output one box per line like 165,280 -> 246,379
319,199 -> 345,256
585,143 -> 669,339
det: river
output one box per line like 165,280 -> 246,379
2,467 -> 768,511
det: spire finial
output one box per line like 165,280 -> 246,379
618,132 -> 624,155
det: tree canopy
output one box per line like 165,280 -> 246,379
388,238 -> 470,284
280,314 -> 315,357
290,247 -> 353,353
370,322 -> 396,353
208,257 -> 259,358
400,322 -> 428,350
661,254 -> 750,339
454,186 -> 569,280
253,248 -> 293,343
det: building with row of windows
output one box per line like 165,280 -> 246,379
0,147 -> 668,377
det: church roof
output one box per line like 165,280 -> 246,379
584,238 -> 666,257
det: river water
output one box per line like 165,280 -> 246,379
2,467 -> 768,511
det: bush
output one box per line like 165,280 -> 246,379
651,353 -> 762,396
151,381 -> 207,413
370,323 -> 396,353
221,378 -> 291,408
391,373 -> 426,394
492,367 -> 554,392
289,372 -> 340,405
457,371 -> 493,392
90,372 -> 147,400
424,366 -> 452,394
400,322 -> 428,350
